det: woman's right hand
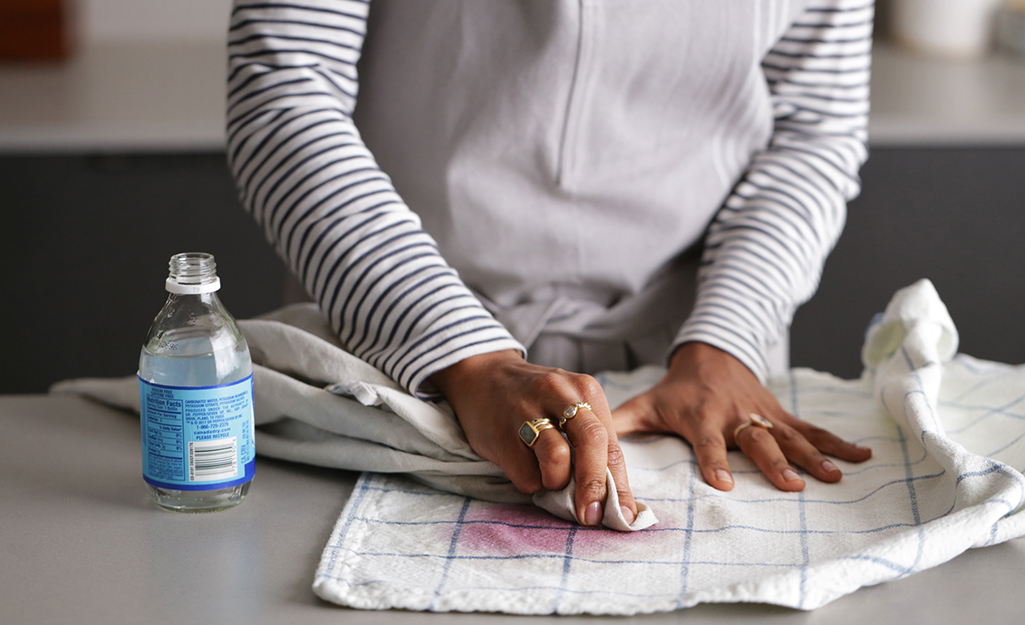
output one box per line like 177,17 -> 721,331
428,350 -> 637,526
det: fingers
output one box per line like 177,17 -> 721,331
615,390 -> 870,495
499,371 -> 637,527
690,429 -> 735,491
734,423 -> 806,491
565,414 -> 609,525
731,416 -> 873,490
562,403 -> 638,526
790,421 -> 873,464
531,428 -> 572,491
502,418 -> 567,494
546,375 -> 637,526
768,422 -> 843,483
604,432 -> 638,524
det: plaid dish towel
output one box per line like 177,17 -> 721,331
311,280 -> 1025,613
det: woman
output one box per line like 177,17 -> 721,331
226,0 -> 874,526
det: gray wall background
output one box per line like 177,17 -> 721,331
0,154 -> 286,393
790,147 -> 1025,378
1,147 -> 1023,393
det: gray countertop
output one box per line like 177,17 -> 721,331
1,42 -> 1025,152
2,393 -> 1024,624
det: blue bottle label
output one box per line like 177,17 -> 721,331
139,375 -> 255,491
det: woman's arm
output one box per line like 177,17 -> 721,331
227,0 -> 523,396
614,0 -> 875,490
226,0 -> 637,524
675,0 -> 873,379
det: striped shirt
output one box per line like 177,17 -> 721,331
227,0 -> 872,395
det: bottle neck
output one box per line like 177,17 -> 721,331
166,252 -> 220,294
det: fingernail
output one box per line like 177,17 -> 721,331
584,502 -> 602,526
620,505 -> 636,524
783,469 -> 802,482
715,469 -> 734,485
821,460 -> 839,474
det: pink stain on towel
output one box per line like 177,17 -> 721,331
460,503 -> 573,554
458,503 -> 662,556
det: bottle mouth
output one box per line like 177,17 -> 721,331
166,252 -> 221,294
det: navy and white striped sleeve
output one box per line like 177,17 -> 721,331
226,0 -> 523,397
674,0 -> 873,381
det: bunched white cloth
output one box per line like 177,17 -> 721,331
53,294 -> 655,531
54,280 -> 1025,613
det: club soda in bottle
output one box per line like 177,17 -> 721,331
138,252 -> 255,511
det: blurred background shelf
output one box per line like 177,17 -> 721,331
869,43 -> 1025,145
0,42 -> 227,152
3,41 -> 1025,152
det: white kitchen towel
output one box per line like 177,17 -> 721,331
311,280 -> 1025,613
51,296 -> 656,530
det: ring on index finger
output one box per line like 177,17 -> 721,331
558,402 -> 591,430
733,413 -> 773,441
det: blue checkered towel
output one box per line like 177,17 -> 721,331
311,280 -> 1025,613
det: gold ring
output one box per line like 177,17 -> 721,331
733,413 -> 774,441
558,401 -> 591,430
518,417 -> 557,447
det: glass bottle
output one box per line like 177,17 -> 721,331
138,253 -> 255,511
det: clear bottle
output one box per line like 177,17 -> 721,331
138,252 -> 255,512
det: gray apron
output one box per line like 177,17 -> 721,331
353,0 -> 801,376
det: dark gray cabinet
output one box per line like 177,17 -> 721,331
2,147 -> 1022,392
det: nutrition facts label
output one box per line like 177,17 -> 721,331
143,390 -> 187,481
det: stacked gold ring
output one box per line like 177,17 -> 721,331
518,402 -> 592,447
518,417 -> 556,447
733,413 -> 774,441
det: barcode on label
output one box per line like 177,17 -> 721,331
189,438 -> 238,482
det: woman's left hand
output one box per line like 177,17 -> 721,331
611,341 -> 871,491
